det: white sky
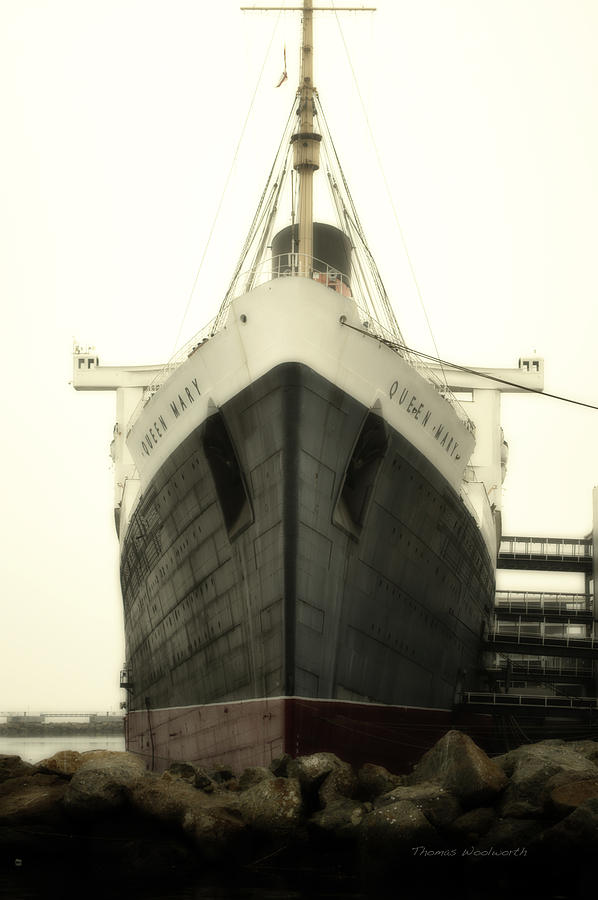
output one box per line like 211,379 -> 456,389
1,0 -> 597,713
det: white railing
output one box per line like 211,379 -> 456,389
125,254 -> 474,435
462,692 -> 598,710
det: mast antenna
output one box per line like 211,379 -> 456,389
242,2 -> 375,276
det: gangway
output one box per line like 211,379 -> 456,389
494,591 -> 593,624
486,631 -> 598,659
498,536 -> 592,572
461,691 -> 598,716
485,659 -> 596,686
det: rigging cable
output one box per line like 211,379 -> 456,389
170,6 -> 285,356
331,2 -> 449,390
340,319 -> 598,411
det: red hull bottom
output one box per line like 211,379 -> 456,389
125,697 -> 494,774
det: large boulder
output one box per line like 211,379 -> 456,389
62,752 -> 146,818
495,741 -> 598,818
540,797 -> 598,850
356,763 -> 403,801
237,776 -> 303,836
0,773 -> 69,825
308,798 -> 368,842
181,804 -> 247,861
359,799 -> 437,854
287,752 -> 356,810
0,755 -> 34,784
549,779 -> 598,817
238,766 -> 275,791
448,806 -> 497,842
35,750 -> 85,777
374,782 -> 462,829
407,731 -> 507,808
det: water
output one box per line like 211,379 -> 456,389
0,733 -> 125,764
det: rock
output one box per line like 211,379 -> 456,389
309,797 -> 368,841
475,817 -> 544,852
209,765 -> 237,785
161,762 -> 197,785
567,740 -> 598,766
287,753 -> 337,792
35,750 -> 84,777
356,763 -> 403,800
269,754 -> 292,777
238,766 -> 275,791
540,797 -> 598,850
549,779 -> 598,817
287,753 -> 357,808
0,755 -> 34,784
496,742 -> 598,818
318,758 -> 357,808
359,799 -> 437,854
63,752 -> 146,817
193,766 -> 218,792
448,807 -> 496,842
0,774 -> 69,825
237,777 -> 303,835
407,731 -> 507,808
130,775 -> 213,827
181,804 -> 247,861
374,782 -> 462,828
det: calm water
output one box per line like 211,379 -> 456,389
0,733 -> 125,763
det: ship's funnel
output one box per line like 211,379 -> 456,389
271,223 -> 352,288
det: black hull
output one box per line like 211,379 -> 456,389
121,363 -> 495,741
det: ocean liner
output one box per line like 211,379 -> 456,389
73,0 -> 544,772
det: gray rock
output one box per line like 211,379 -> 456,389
237,776 -> 303,835
209,765 -> 237,785
269,754 -> 292,777
0,773 -> 68,825
359,799 -> 437,853
238,766 -> 275,791
549,779 -> 598,817
309,797 -> 368,840
475,817 -> 544,852
540,797 -> 598,850
63,752 -> 146,817
129,774 -> 223,827
181,804 -> 246,861
407,730 -> 507,808
0,755 -> 34,784
567,740 -> 598,766
287,752 -> 337,792
356,763 -> 403,800
34,750 -> 84,777
448,807 -> 496,841
162,761 -> 198,784
496,742 -> 598,818
319,757 -> 357,807
375,781 -> 462,828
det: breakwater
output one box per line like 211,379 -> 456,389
1,731 -> 598,897
0,720 -> 124,738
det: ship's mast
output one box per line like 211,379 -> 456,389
291,0 -> 321,276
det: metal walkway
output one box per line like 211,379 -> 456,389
485,660 -> 596,685
498,536 -> 593,572
494,591 -> 593,624
461,691 -> 598,715
486,631 -> 598,659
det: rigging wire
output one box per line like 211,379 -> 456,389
170,7 -> 285,356
341,320 -> 598,412
330,2 -> 449,389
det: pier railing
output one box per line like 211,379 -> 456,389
461,692 -> 598,711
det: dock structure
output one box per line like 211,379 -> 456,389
464,491 -> 598,724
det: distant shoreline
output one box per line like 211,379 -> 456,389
0,722 -> 124,738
